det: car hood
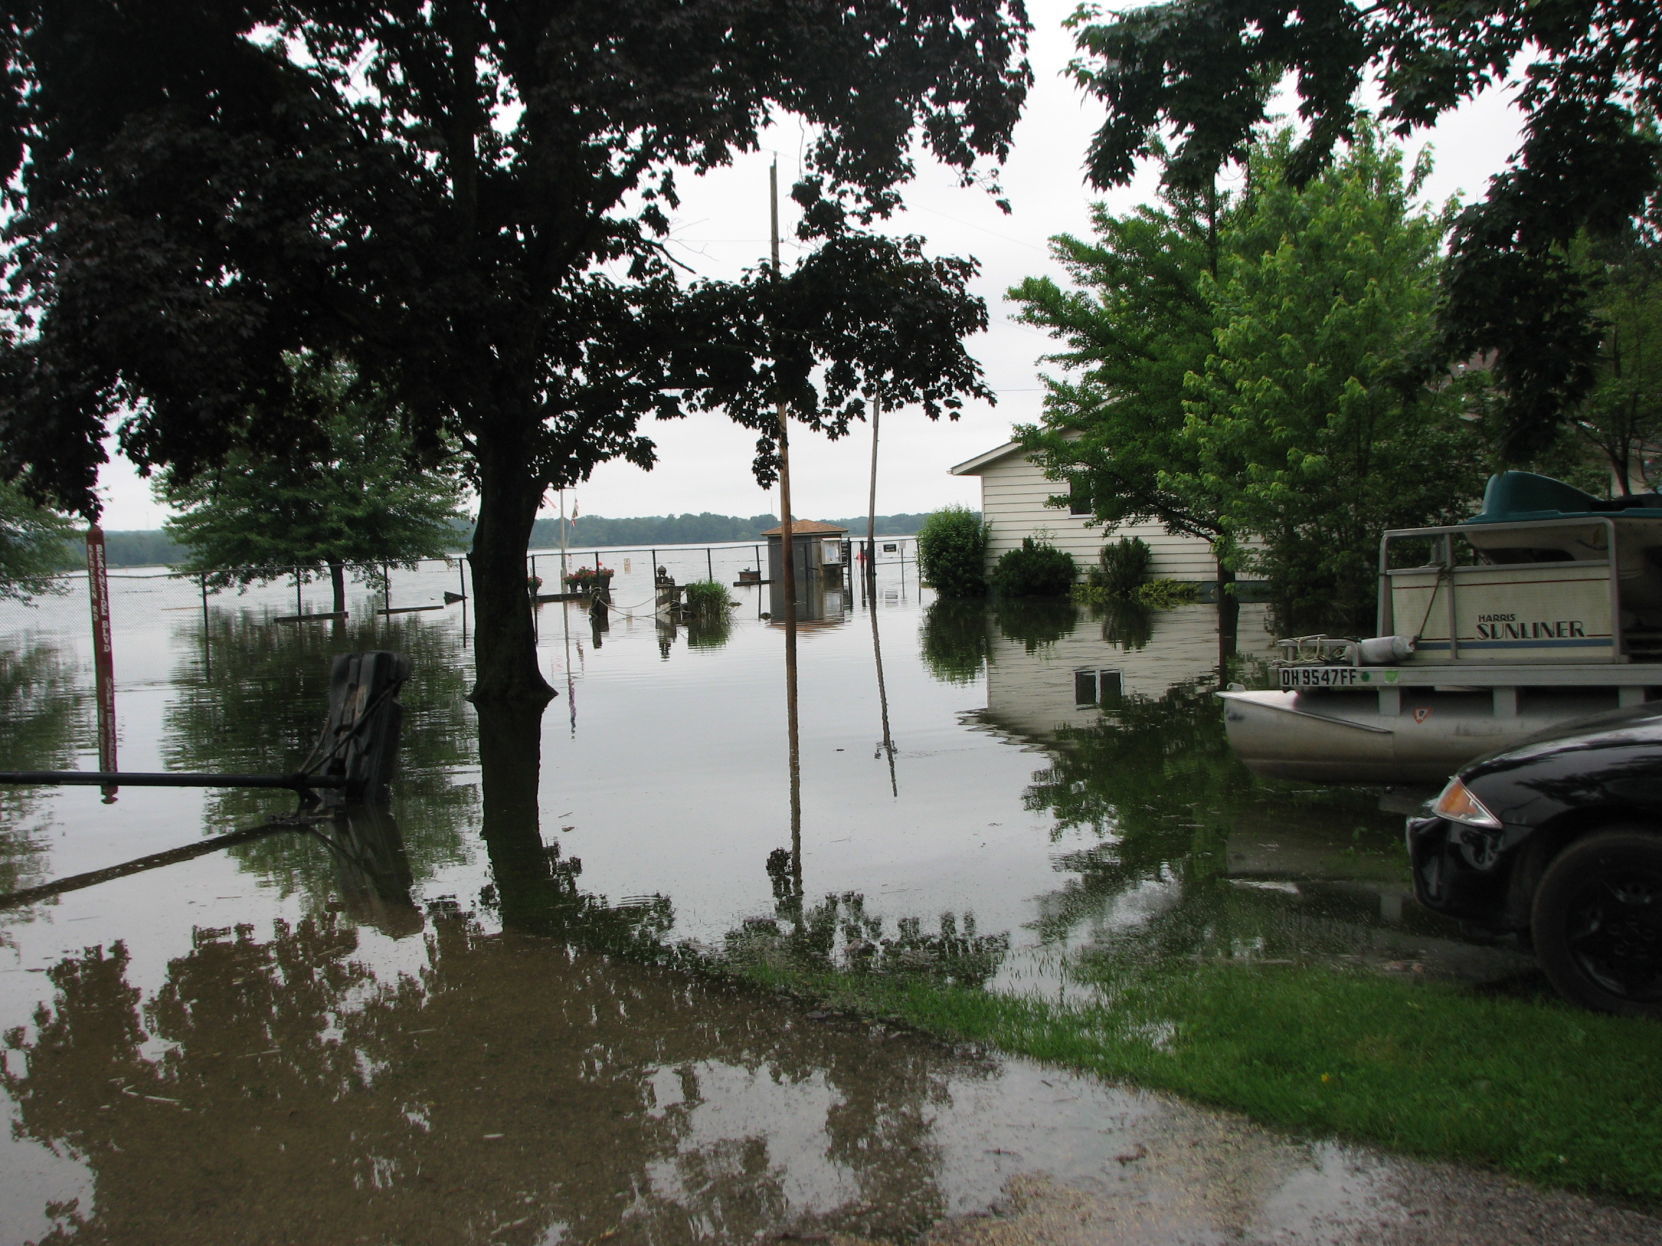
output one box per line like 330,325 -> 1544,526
1462,700 -> 1662,779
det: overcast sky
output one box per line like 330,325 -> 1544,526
93,0 -> 1526,531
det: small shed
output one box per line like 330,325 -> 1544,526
761,520 -> 850,585
761,520 -> 851,625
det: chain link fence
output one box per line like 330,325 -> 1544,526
0,538 -> 920,701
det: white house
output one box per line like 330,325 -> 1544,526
949,440 -> 1221,583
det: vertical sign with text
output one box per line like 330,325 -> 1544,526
87,526 -> 118,802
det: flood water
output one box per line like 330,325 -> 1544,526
0,549 -> 1544,1243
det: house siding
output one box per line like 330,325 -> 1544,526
970,450 -> 1219,582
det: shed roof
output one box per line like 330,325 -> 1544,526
759,520 -> 848,537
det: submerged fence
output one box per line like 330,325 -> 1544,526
0,536 -> 921,672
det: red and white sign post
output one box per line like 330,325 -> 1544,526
86,525 -> 118,802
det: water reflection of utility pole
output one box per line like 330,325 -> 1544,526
561,600 -> 578,736
869,588 -> 898,796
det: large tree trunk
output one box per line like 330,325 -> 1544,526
1215,554 -> 1240,673
328,561 -> 347,615
469,441 -> 554,704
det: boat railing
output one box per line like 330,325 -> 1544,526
1375,515 -> 1662,664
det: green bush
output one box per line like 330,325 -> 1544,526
683,578 -> 731,618
1090,536 -> 1152,597
916,505 -> 988,597
991,537 -> 1076,597
1134,578 -> 1202,608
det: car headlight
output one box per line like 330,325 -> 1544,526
1430,776 -> 1502,829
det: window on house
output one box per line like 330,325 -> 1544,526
1068,477 -> 1092,516
1074,668 -> 1123,706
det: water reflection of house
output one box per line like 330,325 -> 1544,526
950,440 -> 1222,584
982,604 -> 1271,740
763,521 -> 852,627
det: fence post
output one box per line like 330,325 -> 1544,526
706,547 -> 714,580
200,574 -> 211,678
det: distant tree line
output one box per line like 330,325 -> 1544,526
44,511 -> 940,573
534,512 -> 934,550
40,528 -> 190,571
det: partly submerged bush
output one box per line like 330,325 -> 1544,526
916,505 -> 989,597
1089,536 -> 1153,598
683,579 -> 733,649
683,578 -> 731,618
1134,578 -> 1203,609
991,537 -> 1076,597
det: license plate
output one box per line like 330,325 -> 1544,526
1278,665 -> 1363,689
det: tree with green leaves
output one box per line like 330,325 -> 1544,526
0,479 -> 75,603
1,1 -> 1030,703
1182,130 -> 1484,634
1066,0 -> 1662,463
1014,128 -> 1485,636
1569,231 -> 1662,491
156,356 -> 466,615
1009,178 -> 1239,641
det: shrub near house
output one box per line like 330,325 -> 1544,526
992,537 -> 1076,597
916,505 -> 989,597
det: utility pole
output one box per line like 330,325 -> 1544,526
865,395 -> 881,582
771,158 -> 802,901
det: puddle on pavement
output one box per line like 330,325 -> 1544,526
0,555 -> 1555,1241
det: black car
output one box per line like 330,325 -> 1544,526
1406,701 -> 1662,1017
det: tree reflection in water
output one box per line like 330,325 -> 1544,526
0,639 -> 88,898
993,596 -> 1078,653
161,610 -> 478,899
1023,680 -> 1420,976
475,700 -> 674,952
1098,598 -> 1152,651
918,597 -> 989,685
2,847 -> 997,1242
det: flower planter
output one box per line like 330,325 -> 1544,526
563,571 -> 613,595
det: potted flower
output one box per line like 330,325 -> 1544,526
563,564 -> 613,593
